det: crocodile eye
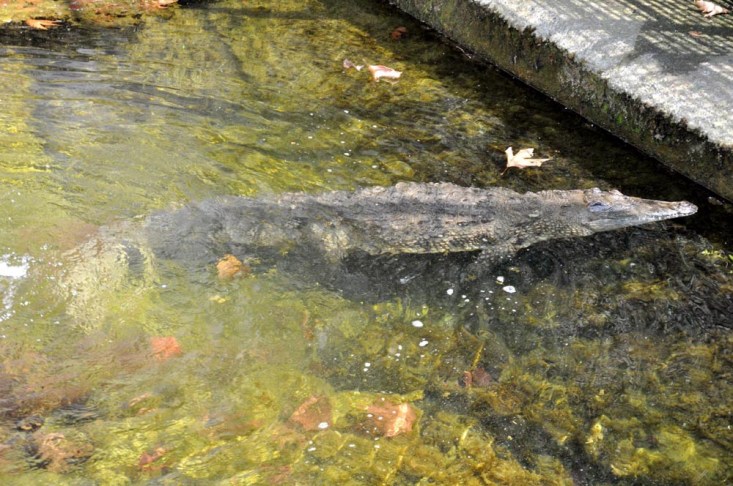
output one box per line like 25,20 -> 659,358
588,201 -> 610,212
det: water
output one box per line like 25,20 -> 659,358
0,0 -> 731,483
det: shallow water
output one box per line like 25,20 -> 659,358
0,0 -> 731,484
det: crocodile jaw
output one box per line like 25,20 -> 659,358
582,188 -> 698,232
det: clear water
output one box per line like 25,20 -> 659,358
0,0 -> 731,484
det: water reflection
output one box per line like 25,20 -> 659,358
0,0 -> 731,483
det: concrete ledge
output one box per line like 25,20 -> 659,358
388,0 -> 733,201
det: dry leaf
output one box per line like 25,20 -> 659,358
461,367 -> 494,388
216,254 -> 249,279
138,447 -> 167,471
391,26 -> 408,40
694,0 -> 729,16
139,0 -> 177,11
365,400 -> 417,437
368,65 -> 402,82
150,336 -> 182,361
343,58 -> 364,71
25,19 -> 61,30
502,146 -> 551,175
289,395 -> 332,431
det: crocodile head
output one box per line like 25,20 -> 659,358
579,187 -> 697,232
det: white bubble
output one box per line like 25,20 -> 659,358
411,320 -> 424,328
502,286 -> 516,294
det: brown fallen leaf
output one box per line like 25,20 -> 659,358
391,26 -> 408,40
138,0 -> 178,11
138,447 -> 167,471
694,0 -> 729,16
289,395 -> 332,431
461,367 -> 494,388
365,400 -> 417,437
368,65 -> 402,82
216,254 -> 249,279
343,58 -> 364,71
501,146 -> 551,175
150,336 -> 182,361
25,19 -> 61,30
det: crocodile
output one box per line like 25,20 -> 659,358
55,182 -> 696,327
143,182 -> 698,268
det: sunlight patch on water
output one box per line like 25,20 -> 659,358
0,253 -> 30,323
0,254 -> 29,279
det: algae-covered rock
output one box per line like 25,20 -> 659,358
286,404 -> 571,485
576,333 -> 733,483
31,429 -> 95,473
314,299 -> 462,394
599,423 -> 721,483
420,323 -> 733,485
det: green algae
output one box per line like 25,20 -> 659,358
0,0 -> 176,28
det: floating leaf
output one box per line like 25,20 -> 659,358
150,336 -> 182,361
502,146 -> 551,175
365,399 -> 417,437
343,58 -> 364,71
368,65 -> 402,82
25,19 -> 61,30
694,0 -> 729,16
